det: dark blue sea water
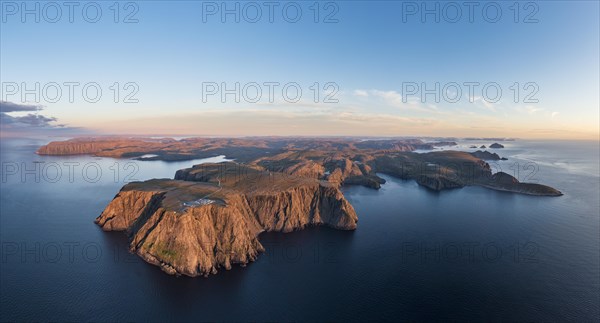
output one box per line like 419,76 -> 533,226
1,138 -> 598,321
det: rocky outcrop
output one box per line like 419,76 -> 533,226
96,190 -> 166,231
37,140 -> 119,155
97,165 -> 357,277
244,184 -> 357,232
416,174 -> 463,191
38,136 -> 565,279
98,187 -> 264,277
481,172 -> 562,196
369,151 -> 561,195
490,143 -> 505,148
92,143 -> 563,277
342,175 -> 386,189
470,150 -> 502,160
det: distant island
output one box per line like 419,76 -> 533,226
38,137 -> 562,277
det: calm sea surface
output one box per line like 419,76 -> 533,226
1,138 -> 598,321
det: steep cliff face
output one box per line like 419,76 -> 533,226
37,141 -> 115,155
36,138 -> 161,156
96,173 -> 357,277
133,199 -> 264,277
416,175 -> 464,191
96,189 -> 165,231
245,184 -> 357,232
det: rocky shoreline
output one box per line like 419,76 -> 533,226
38,137 -> 562,276
96,165 -> 357,277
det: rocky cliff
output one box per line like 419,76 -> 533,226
470,150 -> 503,160
93,145 -> 563,277
369,151 -> 562,195
96,165 -> 357,277
480,172 -> 562,196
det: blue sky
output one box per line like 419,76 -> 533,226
1,1 -> 598,138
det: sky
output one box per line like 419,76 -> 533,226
1,0 -> 599,139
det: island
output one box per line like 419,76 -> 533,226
490,143 -> 505,148
38,137 -> 562,277
470,150 -> 502,160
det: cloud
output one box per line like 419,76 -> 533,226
94,107 -> 449,137
0,101 -> 82,137
353,89 -> 369,97
350,89 -> 440,113
470,96 -> 497,112
551,111 -> 560,118
0,101 -> 59,127
525,105 -> 544,115
12,114 -> 59,127
371,90 -> 403,105
0,101 -> 43,113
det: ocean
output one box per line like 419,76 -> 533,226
1,138 -> 598,321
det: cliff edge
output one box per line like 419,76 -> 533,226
96,164 -> 357,277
